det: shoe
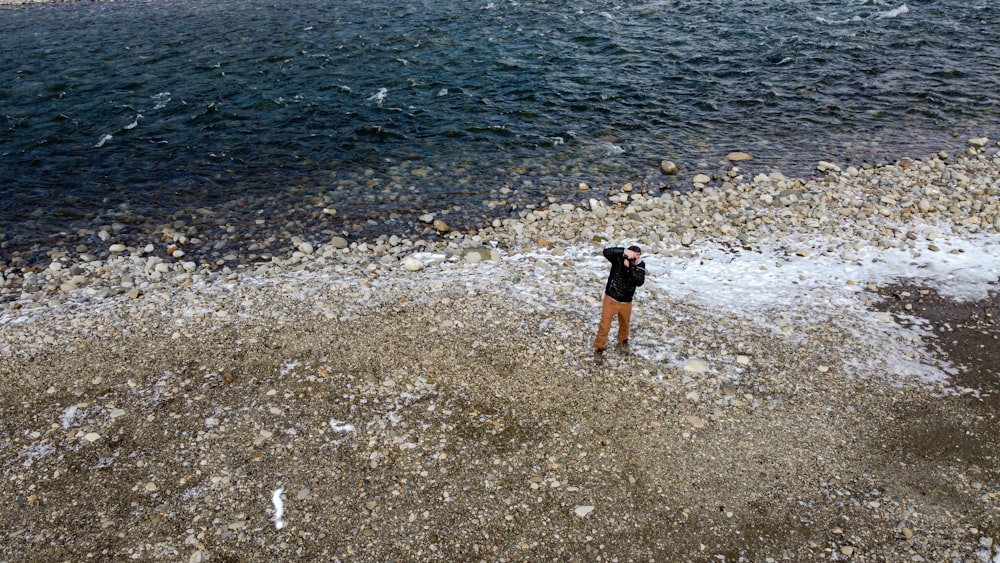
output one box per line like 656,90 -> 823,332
619,340 -> 630,355
593,348 -> 605,364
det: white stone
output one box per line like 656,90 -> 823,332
109,244 -> 127,253
693,174 -> 711,185
83,432 -> 101,443
968,137 -> 989,148
682,359 -> 709,373
573,505 -> 595,518
403,257 -> 425,271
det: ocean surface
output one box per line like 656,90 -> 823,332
2,0 -> 998,265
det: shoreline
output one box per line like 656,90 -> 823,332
1,143 -> 999,561
3,139 -> 998,309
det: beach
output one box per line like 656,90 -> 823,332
1,143 -> 999,561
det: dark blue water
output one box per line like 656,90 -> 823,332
2,0 -> 998,265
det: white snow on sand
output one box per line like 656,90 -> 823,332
367,228 -> 1000,390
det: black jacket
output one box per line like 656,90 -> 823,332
602,247 -> 646,303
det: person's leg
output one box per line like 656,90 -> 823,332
594,295 -> 616,351
616,301 -> 633,345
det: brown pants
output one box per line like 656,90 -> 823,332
594,295 -> 632,351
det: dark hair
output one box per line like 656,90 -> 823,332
627,245 -> 641,253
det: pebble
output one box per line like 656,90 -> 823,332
573,505 -> 595,518
683,359 -> 709,373
684,415 -> 706,429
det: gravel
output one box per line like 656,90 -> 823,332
2,143 -> 999,561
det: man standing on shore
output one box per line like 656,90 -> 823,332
594,245 -> 646,364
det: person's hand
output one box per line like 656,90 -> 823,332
624,249 -> 640,265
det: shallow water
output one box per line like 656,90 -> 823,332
2,0 -> 998,261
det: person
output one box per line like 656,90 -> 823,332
594,245 -> 646,363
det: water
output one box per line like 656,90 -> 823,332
2,0 -> 998,265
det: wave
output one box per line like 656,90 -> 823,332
876,4 -> 910,20
367,87 -> 389,107
152,92 -> 171,110
93,134 -> 113,148
124,115 -> 142,130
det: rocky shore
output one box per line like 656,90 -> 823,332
1,141 -> 999,562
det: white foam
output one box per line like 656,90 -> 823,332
124,114 -> 142,130
367,88 -> 389,107
877,4 -> 910,20
152,92 -> 171,110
